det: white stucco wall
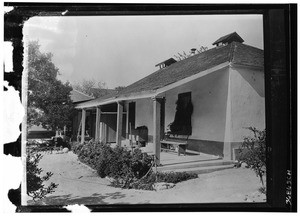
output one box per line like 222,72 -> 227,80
133,65 -> 265,146
229,66 -> 265,142
163,67 -> 230,142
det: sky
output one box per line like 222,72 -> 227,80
23,15 -> 263,89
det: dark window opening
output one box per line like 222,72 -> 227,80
169,92 -> 193,135
129,102 -> 136,130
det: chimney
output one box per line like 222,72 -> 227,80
190,48 -> 196,56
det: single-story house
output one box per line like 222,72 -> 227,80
74,32 -> 265,164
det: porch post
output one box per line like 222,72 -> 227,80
99,122 -> 103,143
95,106 -> 101,142
152,97 -> 162,165
116,101 -> 124,146
103,123 -> 107,143
81,109 -> 86,144
125,102 -> 129,139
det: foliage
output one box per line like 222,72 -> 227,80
27,41 -> 74,131
114,86 -> 126,93
155,171 -> 198,184
238,127 -> 266,189
174,46 -> 208,61
73,79 -> 108,98
72,141 -> 198,190
259,186 -> 266,195
130,171 -> 198,190
26,151 -> 58,201
72,141 -> 152,180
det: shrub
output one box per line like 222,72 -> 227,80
130,171 -> 198,190
238,127 -> 266,189
26,151 -> 58,201
72,141 -> 153,184
72,141 -> 198,190
156,171 -> 198,183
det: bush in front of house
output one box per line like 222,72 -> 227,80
72,141 -> 198,190
238,127 -> 266,193
71,141 -> 153,181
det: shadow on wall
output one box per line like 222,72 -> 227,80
238,69 -> 264,97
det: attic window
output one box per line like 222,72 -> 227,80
155,58 -> 177,69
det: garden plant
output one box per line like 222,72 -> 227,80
26,150 -> 58,200
72,141 -> 198,190
238,127 -> 266,194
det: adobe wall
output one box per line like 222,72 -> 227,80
163,67 -> 229,142
132,66 -> 265,157
229,66 -> 265,142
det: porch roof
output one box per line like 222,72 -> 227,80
76,42 -> 263,109
70,89 -> 94,103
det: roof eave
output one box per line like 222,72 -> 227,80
155,62 -> 230,96
75,62 -> 230,109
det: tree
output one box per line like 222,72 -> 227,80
114,86 -> 126,93
27,41 -> 74,131
174,46 -> 208,61
73,79 -> 109,98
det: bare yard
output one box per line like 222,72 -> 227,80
26,151 -> 266,205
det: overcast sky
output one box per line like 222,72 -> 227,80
23,15 -> 263,89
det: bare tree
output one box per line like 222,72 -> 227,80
73,79 -> 107,98
115,86 -> 126,93
174,46 -> 208,61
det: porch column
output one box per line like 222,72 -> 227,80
125,102 -> 129,139
99,122 -> 103,143
103,123 -> 107,143
95,106 -> 101,142
152,97 -> 162,165
81,108 -> 86,144
116,101 -> 124,146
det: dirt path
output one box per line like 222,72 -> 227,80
27,151 -> 266,205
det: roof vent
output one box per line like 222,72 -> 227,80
212,32 -> 244,47
155,58 -> 177,69
190,48 -> 197,55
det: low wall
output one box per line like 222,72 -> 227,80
186,139 -> 242,159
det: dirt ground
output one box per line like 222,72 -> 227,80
26,151 -> 266,205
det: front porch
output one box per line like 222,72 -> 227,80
75,89 -> 235,166
114,141 -> 234,173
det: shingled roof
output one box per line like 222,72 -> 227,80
76,41 -> 263,108
70,89 -> 94,103
117,42 -> 263,96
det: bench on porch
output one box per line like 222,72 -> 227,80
160,133 -> 189,156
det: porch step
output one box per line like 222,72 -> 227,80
157,159 -> 234,172
158,164 -> 235,175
